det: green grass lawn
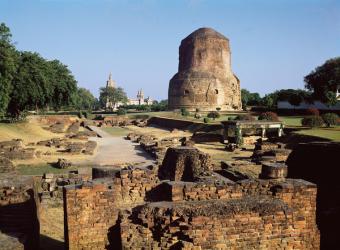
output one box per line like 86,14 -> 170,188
278,116 -> 340,141
101,127 -> 130,137
293,127 -> 340,141
17,163 -> 80,175
279,116 -> 303,127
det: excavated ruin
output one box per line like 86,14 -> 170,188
63,146 -> 320,249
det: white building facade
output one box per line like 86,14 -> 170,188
104,74 -> 154,110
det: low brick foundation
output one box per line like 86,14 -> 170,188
64,164 -> 319,249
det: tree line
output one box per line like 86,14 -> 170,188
242,88 -> 314,109
242,57 -> 340,109
0,23 -> 98,120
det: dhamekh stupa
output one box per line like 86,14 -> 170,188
168,27 -> 242,111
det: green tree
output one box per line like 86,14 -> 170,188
304,57 -> 340,106
117,108 -> 127,116
7,52 -> 78,117
261,89 -> 312,109
151,99 -> 167,111
288,92 -> 303,108
241,89 -> 262,108
0,23 -> 17,118
0,23 -> 78,118
8,52 -> 49,117
248,92 -> 261,106
99,86 -> 128,110
324,91 -> 338,107
241,89 -> 250,108
322,113 -> 339,127
262,94 -> 275,108
46,59 -> 77,111
74,87 -> 96,110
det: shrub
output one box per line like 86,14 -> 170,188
150,103 -> 167,112
258,112 -> 279,122
301,116 -> 324,127
194,113 -> 202,119
117,108 -> 127,116
180,108 -> 189,116
322,113 -> 339,127
203,117 -> 210,123
207,111 -> 220,120
234,114 -> 255,121
82,111 -> 88,119
8,110 -> 28,122
306,108 -> 320,116
82,110 -> 93,119
94,114 -> 104,120
235,127 -> 243,146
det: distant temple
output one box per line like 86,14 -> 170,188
105,73 -> 118,110
128,89 -> 154,106
104,73 -> 154,110
106,72 -> 116,88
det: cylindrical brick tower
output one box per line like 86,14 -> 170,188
168,27 -> 241,111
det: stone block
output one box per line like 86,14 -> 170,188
260,163 -> 288,179
159,146 -> 212,181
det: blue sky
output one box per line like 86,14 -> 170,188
1,0 -> 339,100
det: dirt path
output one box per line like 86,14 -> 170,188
77,126 -> 155,166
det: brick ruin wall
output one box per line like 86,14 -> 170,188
64,166 -> 320,249
0,174 -> 40,250
287,142 -> 340,249
64,166 -> 159,249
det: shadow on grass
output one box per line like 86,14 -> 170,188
270,132 -> 331,149
40,234 -> 64,250
17,163 -> 78,175
133,144 -> 155,160
232,156 -> 252,160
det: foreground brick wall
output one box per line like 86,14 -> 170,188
64,168 -> 320,249
287,142 -> 340,248
121,197 -> 319,249
121,179 -> 319,249
0,174 -> 40,250
63,167 -> 159,249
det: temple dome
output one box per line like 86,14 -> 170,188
183,27 -> 229,41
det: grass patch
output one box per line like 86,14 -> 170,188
279,116 -> 303,127
0,120 -> 56,142
17,163 -> 79,175
101,127 -> 130,137
293,127 -> 340,141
